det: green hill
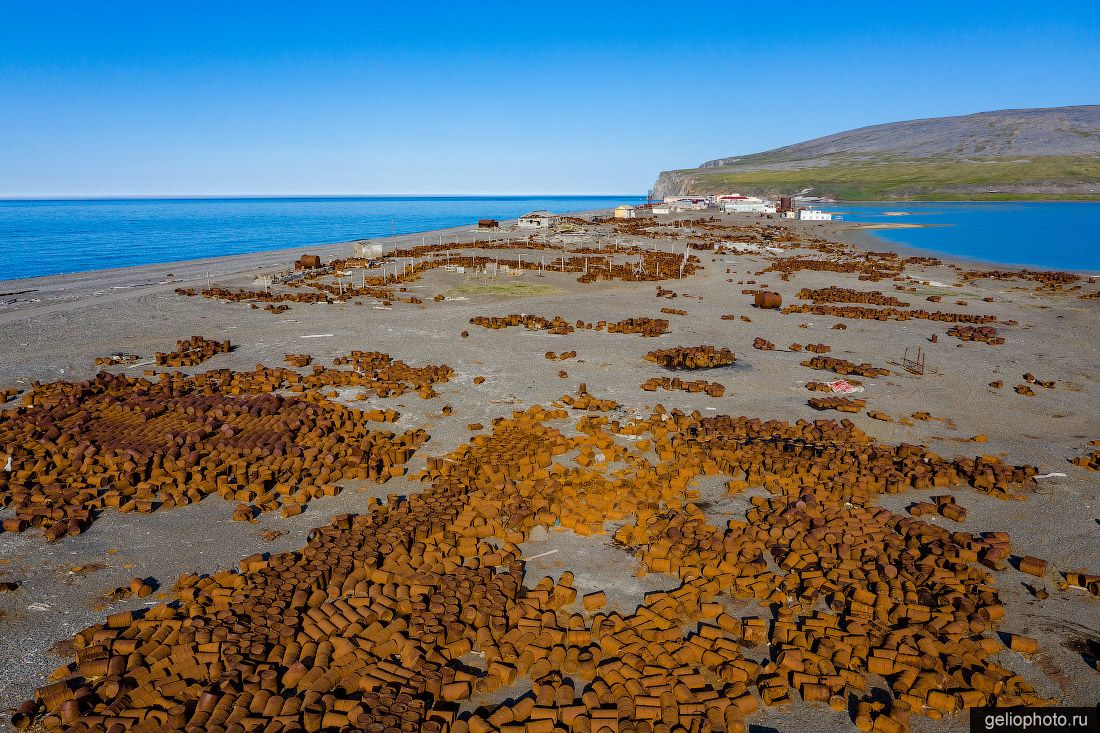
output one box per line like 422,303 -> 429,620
653,106 -> 1100,200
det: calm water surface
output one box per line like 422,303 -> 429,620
819,202 -> 1100,272
0,196 -> 643,281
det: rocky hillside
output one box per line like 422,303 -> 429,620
653,105 -> 1100,200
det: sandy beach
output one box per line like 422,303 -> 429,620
1,211 -> 1097,733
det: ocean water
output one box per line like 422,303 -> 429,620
3,198 -> 1096,282
0,195 -> 644,281
818,202 -> 1100,273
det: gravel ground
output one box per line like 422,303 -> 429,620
0,212 -> 1097,731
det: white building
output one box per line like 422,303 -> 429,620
654,199 -> 708,213
517,210 -> 560,229
662,196 -> 708,205
353,242 -> 386,257
720,195 -> 776,214
797,209 -> 835,221
613,205 -> 637,219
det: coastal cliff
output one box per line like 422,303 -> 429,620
652,105 -> 1100,200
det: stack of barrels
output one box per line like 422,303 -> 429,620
155,337 -> 231,368
946,326 -> 1004,345
807,396 -> 865,413
797,287 -> 910,307
12,400 -> 1059,733
645,346 -> 736,370
801,356 -> 889,378
752,338 -> 775,351
782,303 -> 997,324
561,385 -> 619,412
470,315 -> 669,338
641,377 -> 725,398
0,366 -> 430,540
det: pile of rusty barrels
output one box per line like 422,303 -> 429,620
10,401 -> 1063,733
641,377 -> 725,397
752,338 -> 775,351
801,356 -> 889,378
946,326 -> 1004,345
561,385 -> 619,412
0,368 -> 429,540
284,354 -> 313,368
645,346 -> 736,370
470,314 -> 571,333
603,318 -> 670,337
155,337 -> 232,368
782,303 -> 997,324
797,287 -> 910,307
807,396 -> 865,413
1072,442 -> 1100,472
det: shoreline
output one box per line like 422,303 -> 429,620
0,194 -> 640,202
1,205 -> 1086,290
4,201 -> 1096,290
0,196 -> 645,283
2,209 -> 1092,327
831,198 -> 1100,204
0,209 -> 619,326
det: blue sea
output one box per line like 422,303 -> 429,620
1,198 -> 1097,282
0,195 -> 643,281
818,202 -> 1100,273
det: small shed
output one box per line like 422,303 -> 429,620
478,219 -> 499,229
354,242 -> 385,258
295,254 -> 322,270
517,210 -> 559,229
614,205 -> 637,219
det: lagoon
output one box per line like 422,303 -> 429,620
820,201 -> 1100,272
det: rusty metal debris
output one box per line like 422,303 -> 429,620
902,348 -> 926,376
645,346 -> 736,371
11,404 -> 1054,732
0,353 -> 450,539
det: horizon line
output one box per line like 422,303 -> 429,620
0,192 -> 646,202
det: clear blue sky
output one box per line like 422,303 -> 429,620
1,1 -> 1096,197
